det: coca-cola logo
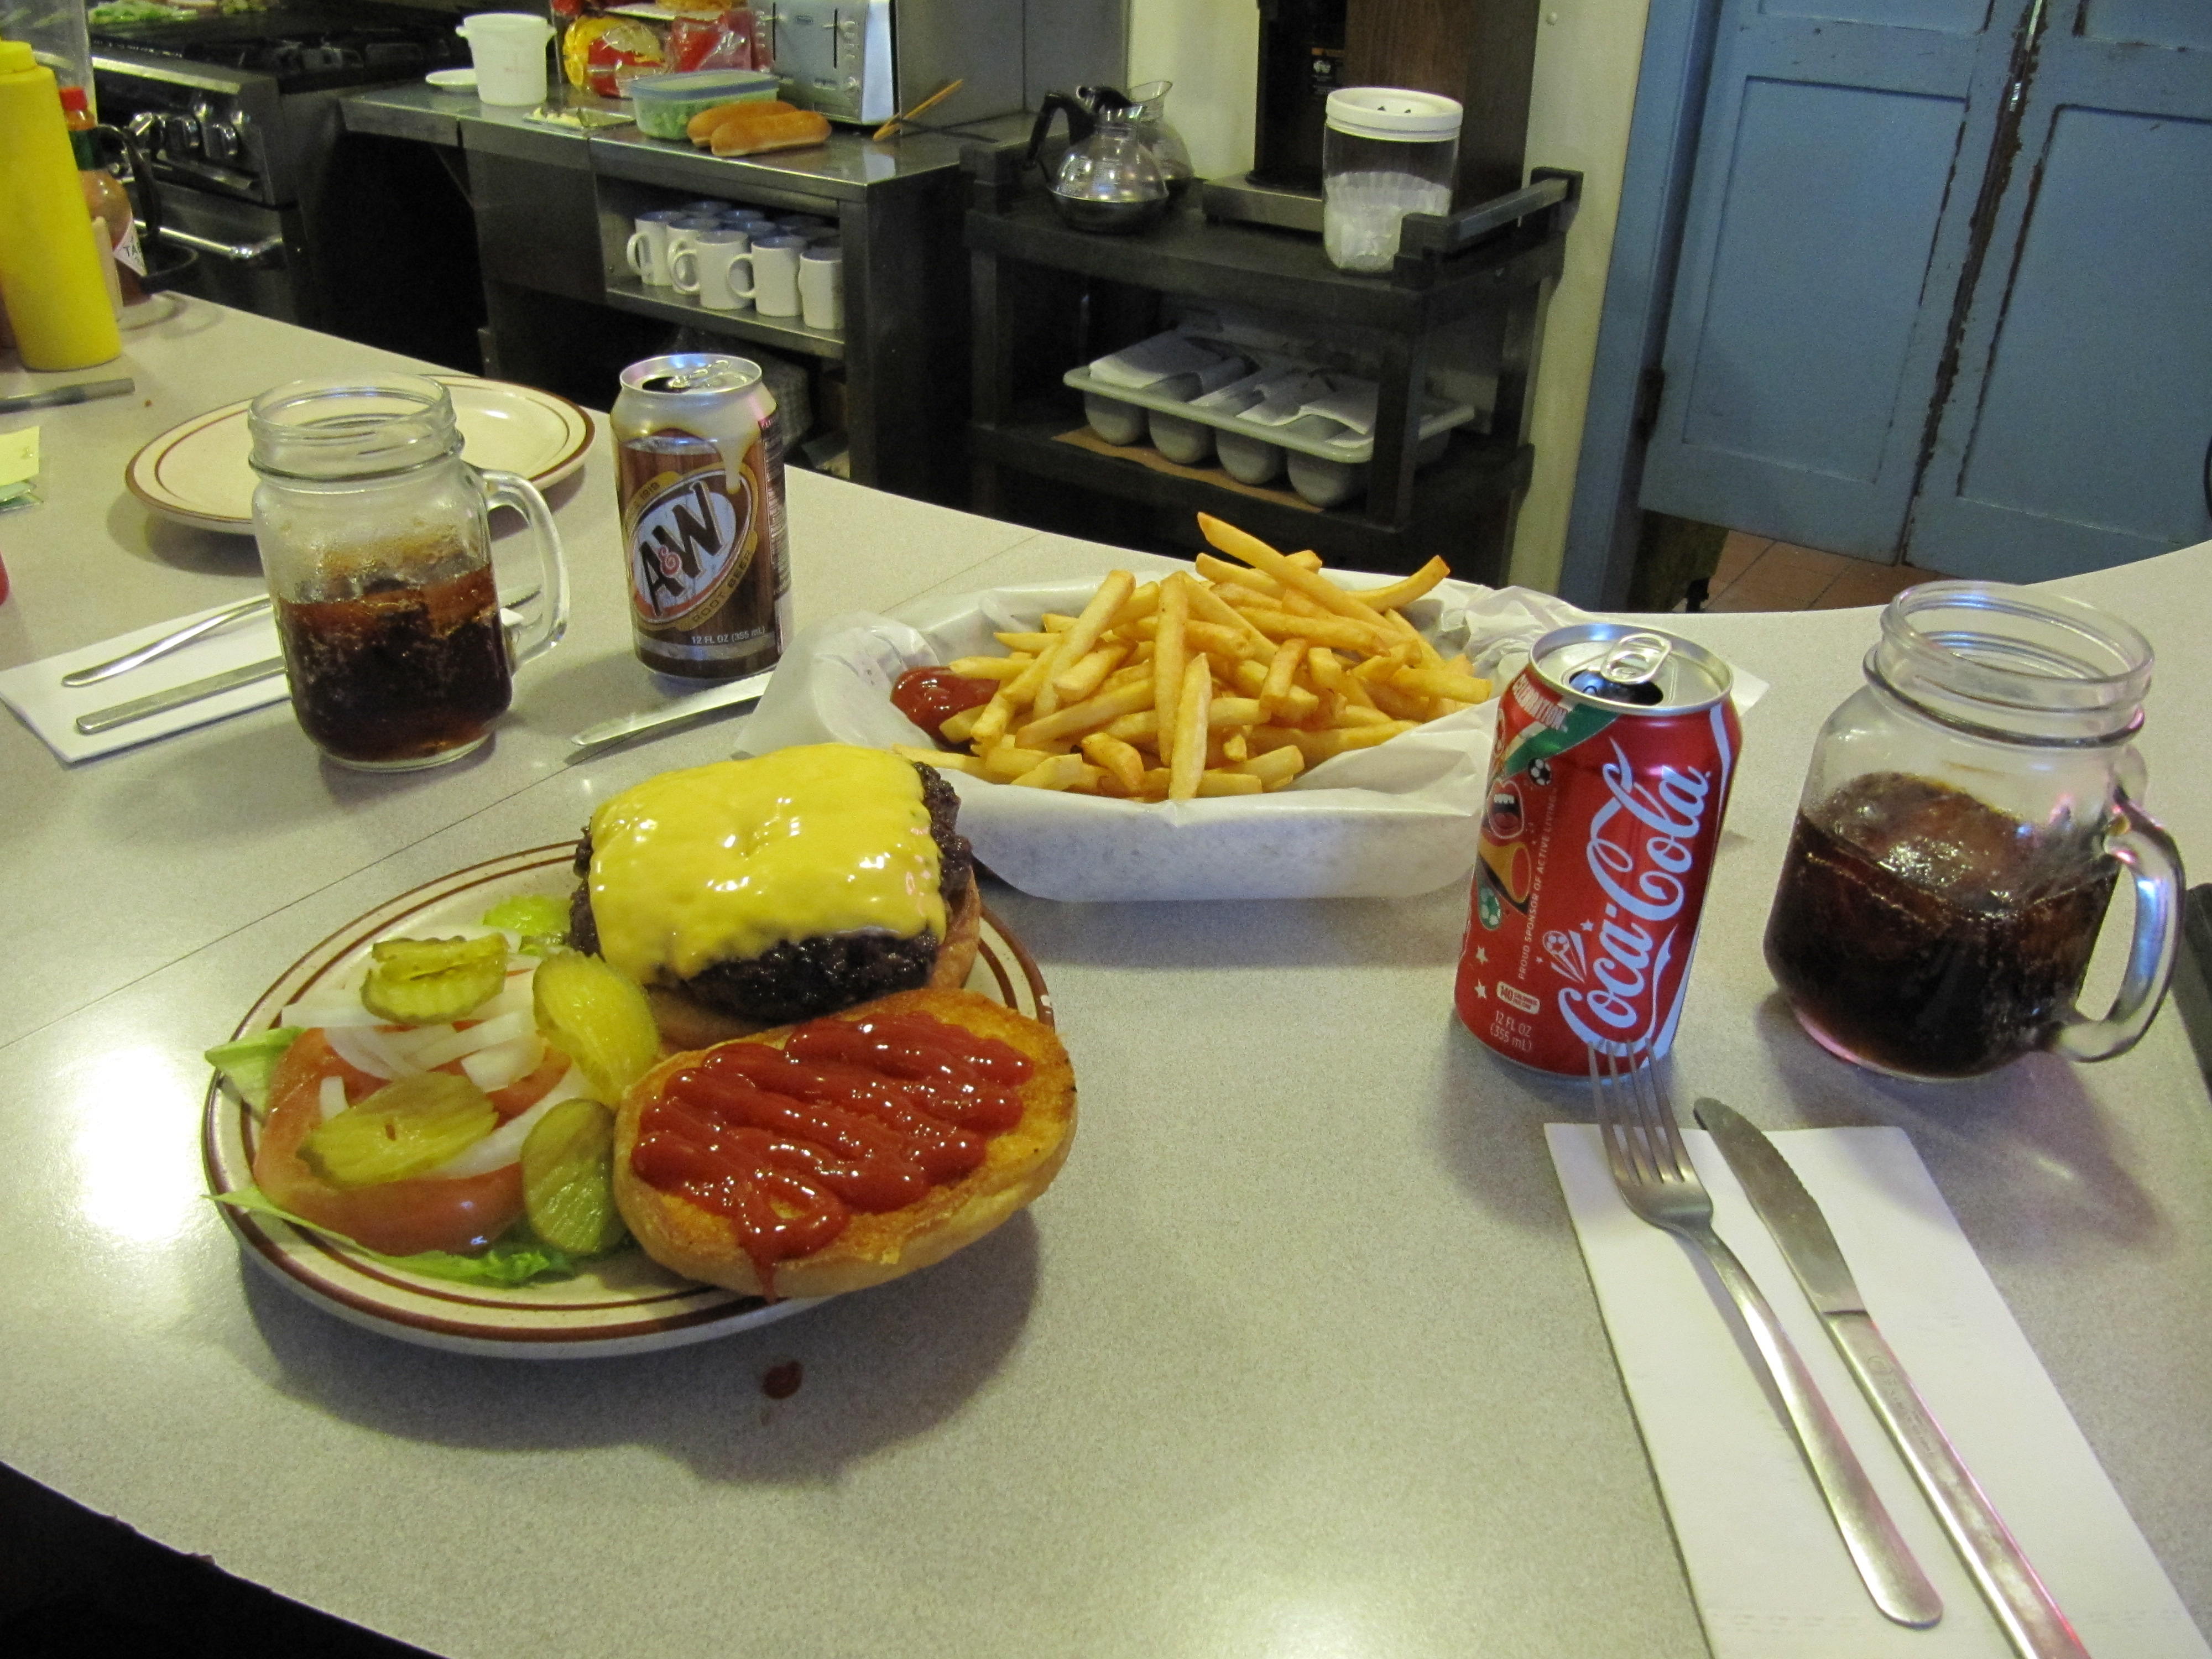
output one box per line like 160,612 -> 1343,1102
1554,739 -> 1716,1053
629,468 -> 754,625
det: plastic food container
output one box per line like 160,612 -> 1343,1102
1323,88 -> 1462,274
626,68 -> 779,140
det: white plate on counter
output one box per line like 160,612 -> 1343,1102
202,844 -> 1053,1358
127,377 -> 596,535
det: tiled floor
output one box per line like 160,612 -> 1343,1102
1704,531 -> 1948,612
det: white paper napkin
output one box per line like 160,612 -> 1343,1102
1548,1123 -> 2209,1659
0,600 -> 288,763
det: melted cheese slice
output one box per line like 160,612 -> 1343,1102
587,746 -> 946,985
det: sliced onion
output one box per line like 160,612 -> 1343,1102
429,1061 -> 592,1178
324,1022 -> 405,1080
477,975 -> 536,1021
411,1010 -> 534,1071
316,1074 -> 349,1123
378,1023 -> 459,1070
280,996 -> 385,1031
461,1032 -> 545,1092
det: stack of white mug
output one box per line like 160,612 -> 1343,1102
625,202 -> 844,331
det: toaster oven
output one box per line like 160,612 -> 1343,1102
764,0 -> 1121,130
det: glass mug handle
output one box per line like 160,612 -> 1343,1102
670,247 -> 701,295
2052,794 -> 2184,1062
625,229 -> 649,275
476,467 -> 570,670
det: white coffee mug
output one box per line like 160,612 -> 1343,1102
800,244 -> 844,331
750,234 -> 805,318
625,208 -> 686,287
661,214 -> 721,281
670,231 -> 757,311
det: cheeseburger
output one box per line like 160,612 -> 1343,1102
569,744 -> 980,1047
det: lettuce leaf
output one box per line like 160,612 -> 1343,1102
479,893 -> 572,957
205,1028 -> 302,1114
212,1186 -> 582,1286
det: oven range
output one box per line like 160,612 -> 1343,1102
89,2 -> 467,330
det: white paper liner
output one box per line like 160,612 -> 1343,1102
733,568 -> 1768,902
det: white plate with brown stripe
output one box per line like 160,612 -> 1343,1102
204,844 -> 1052,1358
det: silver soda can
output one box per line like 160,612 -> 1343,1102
613,352 -> 792,679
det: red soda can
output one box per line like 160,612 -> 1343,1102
1455,624 -> 1741,1072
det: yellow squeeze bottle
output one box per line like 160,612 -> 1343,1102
0,39 -> 121,370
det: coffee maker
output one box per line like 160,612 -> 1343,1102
1205,0 -> 1540,234
1204,0 -> 1346,232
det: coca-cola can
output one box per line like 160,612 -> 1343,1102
1455,623 -> 1741,1072
613,353 -> 791,679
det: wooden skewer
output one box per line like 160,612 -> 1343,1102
873,79 -> 964,141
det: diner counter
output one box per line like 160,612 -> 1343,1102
1,301 -> 2208,1659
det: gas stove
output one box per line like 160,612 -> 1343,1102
91,1 -> 464,206
88,1 -> 471,327
90,9 -> 467,96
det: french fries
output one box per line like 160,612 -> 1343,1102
894,517 -> 1492,801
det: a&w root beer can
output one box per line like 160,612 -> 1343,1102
1456,624 -> 1740,1072
614,353 -> 791,679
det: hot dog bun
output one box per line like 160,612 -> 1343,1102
613,986 -> 1074,1299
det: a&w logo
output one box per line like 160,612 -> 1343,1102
630,467 -> 753,624
1556,739 -> 1715,1052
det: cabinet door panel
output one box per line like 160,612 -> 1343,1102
2079,0 -> 2212,49
1679,78 -> 1964,484
1903,18 -> 2212,576
1760,0 -> 1990,32
1638,2 -> 2020,559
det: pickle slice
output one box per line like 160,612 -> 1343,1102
304,1072 -> 498,1189
520,1098 -> 629,1256
479,894 -> 572,956
361,934 -> 511,1026
532,950 -> 661,1103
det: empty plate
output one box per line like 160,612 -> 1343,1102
126,377 -> 596,535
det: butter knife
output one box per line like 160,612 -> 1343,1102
75,656 -> 288,735
1694,1098 -> 2089,1659
568,669 -> 776,754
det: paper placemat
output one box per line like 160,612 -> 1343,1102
1548,1123 -> 2209,1659
0,601 -> 286,763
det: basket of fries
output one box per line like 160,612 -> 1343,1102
738,516 -> 1607,900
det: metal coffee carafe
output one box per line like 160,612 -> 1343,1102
1025,88 -> 1168,233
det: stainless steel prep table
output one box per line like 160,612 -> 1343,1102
341,85 -> 1025,503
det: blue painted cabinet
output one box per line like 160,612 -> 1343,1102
1639,0 -> 2212,577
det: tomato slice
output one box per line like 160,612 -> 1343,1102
251,1030 -> 525,1256
481,1044 -> 572,1121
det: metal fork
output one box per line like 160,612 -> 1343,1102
60,596 -> 272,687
1589,1044 -> 1943,1629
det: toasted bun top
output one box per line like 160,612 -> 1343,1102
585,745 -> 947,984
614,987 -> 1075,1301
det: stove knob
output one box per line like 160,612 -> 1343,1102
203,118 -> 244,166
128,111 -> 161,150
162,112 -> 201,158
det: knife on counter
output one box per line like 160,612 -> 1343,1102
75,656 -> 288,735
567,668 -> 776,757
1693,1098 -> 2089,1659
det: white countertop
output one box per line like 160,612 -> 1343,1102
2,300 -> 2207,1659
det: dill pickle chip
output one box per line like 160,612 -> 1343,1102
361,934 -> 510,1026
520,1098 -> 629,1256
304,1072 -> 498,1189
531,950 -> 661,1103
479,894 -> 572,956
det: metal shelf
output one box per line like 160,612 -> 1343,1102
971,414 -> 1530,566
602,274 -> 846,361
963,164 -> 1573,337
